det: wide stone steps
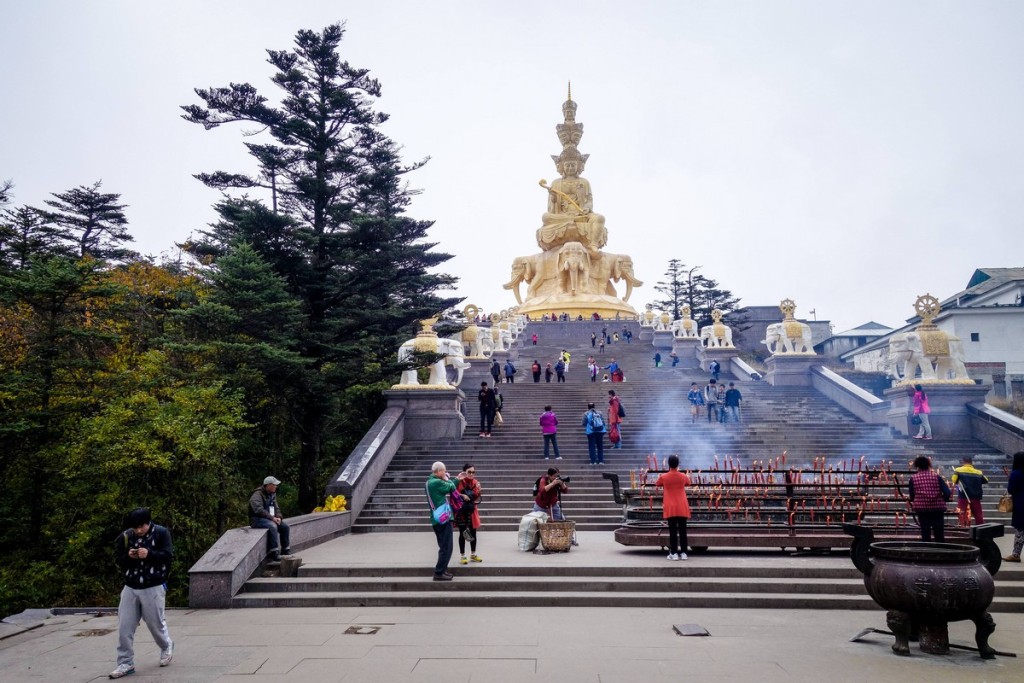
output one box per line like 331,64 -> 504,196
234,568 -> 1024,610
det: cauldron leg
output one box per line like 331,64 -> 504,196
918,620 -> 950,655
972,612 -> 997,660
886,610 -> 911,656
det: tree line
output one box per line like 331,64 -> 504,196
0,24 -> 458,617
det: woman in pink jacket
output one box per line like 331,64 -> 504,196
912,384 -> 932,439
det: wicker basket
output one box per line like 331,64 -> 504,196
538,520 -> 576,552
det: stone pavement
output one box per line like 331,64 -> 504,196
2,531 -> 1022,682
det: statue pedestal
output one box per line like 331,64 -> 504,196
639,327 -> 654,341
764,354 -> 820,386
884,383 -> 989,438
672,338 -> 702,369
697,346 -> 736,375
652,330 -> 674,350
385,388 -> 466,440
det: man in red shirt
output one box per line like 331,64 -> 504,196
532,467 -> 569,521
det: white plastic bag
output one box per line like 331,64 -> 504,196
517,511 -> 548,551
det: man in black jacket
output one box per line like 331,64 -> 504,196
110,508 -> 174,678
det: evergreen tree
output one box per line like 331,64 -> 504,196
42,181 -> 136,261
182,24 -> 460,510
0,206 -> 72,271
653,259 -> 747,332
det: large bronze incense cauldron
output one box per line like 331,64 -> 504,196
843,524 -> 1004,658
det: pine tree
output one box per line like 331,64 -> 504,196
0,206 -> 73,271
653,260 -> 748,334
182,24 -> 460,510
42,181 -> 136,261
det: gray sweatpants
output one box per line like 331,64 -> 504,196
116,584 -> 172,666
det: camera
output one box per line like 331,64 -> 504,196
557,475 -> 571,484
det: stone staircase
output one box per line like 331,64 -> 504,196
353,321 -> 1008,533
236,321 -> 1018,610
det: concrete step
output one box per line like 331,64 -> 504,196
231,588 -> 1024,611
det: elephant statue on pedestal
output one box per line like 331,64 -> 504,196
672,307 -> 698,338
887,331 -> 968,383
701,322 -> 734,348
397,336 -> 471,387
490,325 -> 513,351
458,325 -> 493,359
762,321 -> 814,354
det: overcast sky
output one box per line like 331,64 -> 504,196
3,1 -> 1022,333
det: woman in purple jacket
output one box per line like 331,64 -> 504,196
539,405 -> 561,460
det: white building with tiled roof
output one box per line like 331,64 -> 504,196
840,268 -> 1024,399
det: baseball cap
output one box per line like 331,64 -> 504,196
263,476 -> 282,486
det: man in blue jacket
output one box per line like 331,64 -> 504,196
109,508 -> 174,679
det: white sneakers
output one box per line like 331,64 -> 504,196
109,664 -> 135,679
667,553 -> 679,561
160,640 -> 174,667
667,553 -> 689,561
678,552 -> 688,560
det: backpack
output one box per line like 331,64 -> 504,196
589,410 -> 605,431
494,393 -> 504,411
617,402 -> 625,418
532,476 -> 543,496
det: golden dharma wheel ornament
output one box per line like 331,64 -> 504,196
489,312 -> 501,324
462,304 -> 479,320
711,308 -> 724,323
914,294 -> 941,326
779,298 -> 797,320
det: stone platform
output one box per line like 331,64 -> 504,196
4,529 -> 1023,682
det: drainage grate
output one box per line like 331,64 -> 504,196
344,625 -> 382,635
75,629 -> 114,637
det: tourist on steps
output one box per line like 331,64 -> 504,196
539,405 -> 561,460
490,358 -> 501,386
455,463 -> 483,565
656,455 -> 692,560
532,360 -> 542,383
908,455 -> 951,542
478,382 -> 496,437
724,382 -> 742,423
687,382 -> 704,423
951,455 -> 989,525
544,363 -> 554,382
703,379 -> 721,423
1003,451 -> 1024,562
608,390 -> 624,449
912,384 -> 932,439
555,358 -> 567,382
582,402 -> 606,465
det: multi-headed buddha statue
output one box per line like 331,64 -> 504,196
505,87 -> 641,319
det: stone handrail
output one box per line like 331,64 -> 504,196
810,366 -> 888,424
967,402 -> 1024,456
730,357 -> 763,382
188,511 -> 349,608
324,406 -> 405,519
